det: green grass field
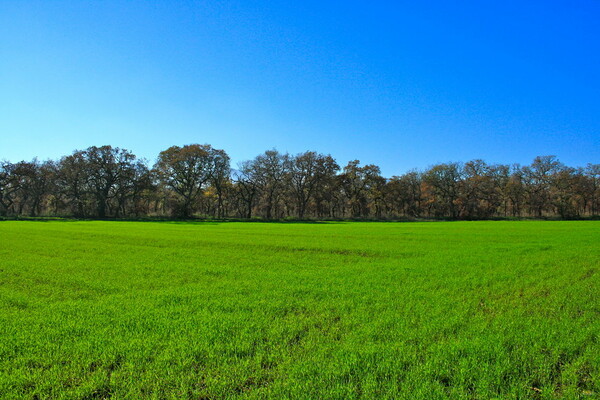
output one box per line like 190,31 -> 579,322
0,221 -> 598,399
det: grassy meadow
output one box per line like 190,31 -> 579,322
0,220 -> 598,399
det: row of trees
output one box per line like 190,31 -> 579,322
1,144 -> 599,219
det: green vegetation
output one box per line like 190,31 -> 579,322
0,221 -> 598,399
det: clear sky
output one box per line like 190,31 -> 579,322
1,1 -> 599,175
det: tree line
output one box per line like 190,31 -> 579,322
1,144 -> 598,219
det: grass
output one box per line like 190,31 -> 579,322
0,220 -> 598,399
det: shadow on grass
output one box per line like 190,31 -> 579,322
1,215 -> 598,224
0,216 -> 329,225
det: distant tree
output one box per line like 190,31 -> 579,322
0,161 -> 18,216
12,159 -> 57,217
84,146 -> 138,218
458,160 -> 506,218
339,160 -> 383,218
1,144 -> 597,220
423,163 -> 463,218
210,149 -> 231,218
288,151 -> 339,218
155,144 -> 225,218
459,160 -> 488,218
10,161 -> 34,215
522,156 -> 563,217
312,165 -> 342,219
551,167 -> 581,218
57,151 -> 90,217
113,158 -> 152,217
488,164 -> 511,217
503,164 -> 526,217
247,150 -> 290,219
233,161 -> 260,218
585,164 -> 600,215
386,171 -> 423,217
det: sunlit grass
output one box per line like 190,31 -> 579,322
0,221 -> 598,399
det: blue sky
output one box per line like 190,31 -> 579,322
1,1 -> 598,175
